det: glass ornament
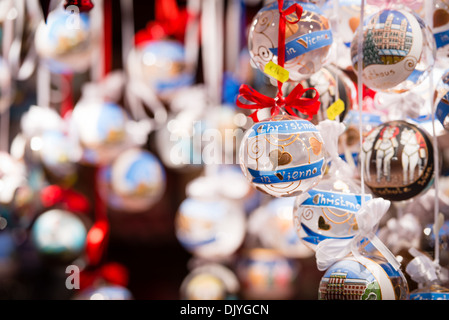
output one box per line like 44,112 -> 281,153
239,114 -> 326,198
361,120 -> 434,201
31,209 -> 87,263
248,1 -> 333,83
351,7 -> 436,93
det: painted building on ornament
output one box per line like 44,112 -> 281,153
368,12 -> 413,65
319,272 -> 374,300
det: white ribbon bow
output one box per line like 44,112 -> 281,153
406,248 -> 449,286
315,198 -> 401,271
316,119 -> 354,179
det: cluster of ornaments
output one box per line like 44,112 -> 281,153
232,0 -> 449,301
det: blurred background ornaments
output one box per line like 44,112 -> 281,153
180,263 -> 240,300
35,5 -> 98,74
96,148 -> 166,213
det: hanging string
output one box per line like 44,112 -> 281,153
356,0 -> 366,206
425,0 -> 442,266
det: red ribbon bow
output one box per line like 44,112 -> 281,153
236,83 -> 320,122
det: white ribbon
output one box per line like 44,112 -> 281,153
406,248 -> 449,286
317,119 -> 354,178
374,91 -> 424,120
315,198 -> 401,271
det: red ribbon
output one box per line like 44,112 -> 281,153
134,0 -> 191,46
80,262 -> 129,290
40,185 -> 90,214
277,0 -> 303,70
236,83 -> 320,122
236,1 -> 320,122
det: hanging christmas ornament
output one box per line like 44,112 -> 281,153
175,195 -> 246,261
127,39 -> 195,100
38,129 -> 79,185
35,5 -> 97,74
362,120 -> 434,201
235,248 -> 300,300
31,209 -> 87,263
248,197 -> 314,258
405,248 -> 449,300
351,7 -> 436,93
248,1 -> 333,83
238,113 -> 326,198
96,148 -> 166,213
435,69 -> 449,131
69,99 -> 130,166
238,1 -> 324,198
180,263 -> 240,300
315,197 -> 408,300
127,0 -> 194,100
319,253 -> 409,300
293,121 -> 372,251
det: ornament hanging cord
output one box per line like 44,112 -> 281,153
356,0 -> 366,206
275,0 -> 303,109
425,0 -> 441,266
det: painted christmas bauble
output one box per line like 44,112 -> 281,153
408,284 -> 449,300
97,148 -> 166,212
293,176 -> 372,251
361,120 -> 434,201
183,273 -> 227,300
239,114 -> 326,198
351,8 -> 436,93
35,8 -> 95,74
285,64 -> 356,124
127,39 -> 195,98
175,198 -> 246,261
180,262 -> 240,300
248,197 -> 314,258
319,255 -> 408,300
39,129 -> 78,182
31,209 -> 87,262
435,69 -> 449,130
248,1 -> 333,82
74,285 -> 133,300
235,248 -> 299,300
70,100 -> 130,165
